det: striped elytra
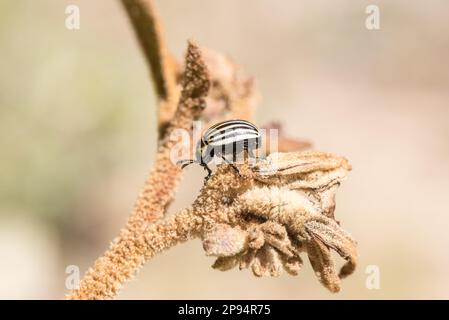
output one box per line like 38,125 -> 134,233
178,119 -> 262,181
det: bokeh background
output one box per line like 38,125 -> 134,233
1,0 -> 449,299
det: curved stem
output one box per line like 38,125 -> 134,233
67,42 -> 209,300
121,0 -> 179,137
67,209 -> 202,300
121,0 -> 177,103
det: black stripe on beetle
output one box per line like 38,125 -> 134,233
177,119 -> 262,181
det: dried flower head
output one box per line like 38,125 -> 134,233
191,151 -> 357,293
131,151 -> 356,294
69,149 -> 356,299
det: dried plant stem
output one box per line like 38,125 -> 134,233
67,42 -> 209,300
121,0 -> 179,134
72,209 -> 201,300
143,208 -> 202,260
127,41 -> 209,229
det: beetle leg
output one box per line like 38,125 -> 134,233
203,164 -> 213,182
220,155 -> 241,177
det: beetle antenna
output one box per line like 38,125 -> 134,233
177,159 -> 196,169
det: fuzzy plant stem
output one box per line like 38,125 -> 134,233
67,42 -> 209,300
143,209 -> 203,260
121,0 -> 179,135
68,209 -> 202,300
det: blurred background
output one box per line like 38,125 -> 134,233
1,0 -> 448,299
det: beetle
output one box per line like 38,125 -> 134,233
178,119 -> 262,180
